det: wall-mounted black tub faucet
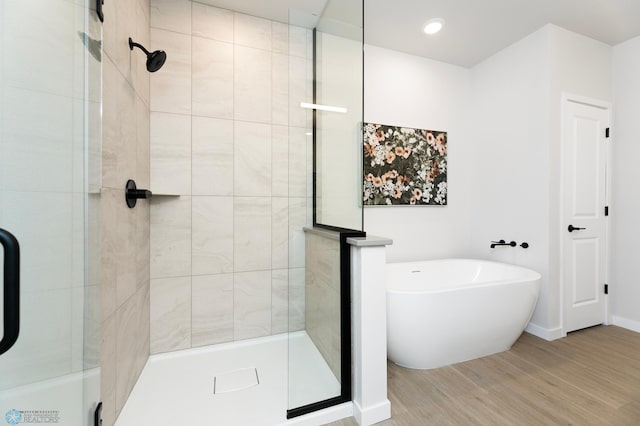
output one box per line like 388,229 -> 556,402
490,240 -> 517,248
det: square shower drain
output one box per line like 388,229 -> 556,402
213,367 -> 259,394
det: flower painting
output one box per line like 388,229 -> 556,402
363,123 -> 447,206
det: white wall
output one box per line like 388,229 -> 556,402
468,25 -> 612,334
364,45 -> 473,262
468,27 -> 552,329
611,35 -> 640,328
364,25 -> 613,337
547,25 -> 612,332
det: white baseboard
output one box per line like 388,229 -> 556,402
354,400 -> 391,426
611,316 -> 640,333
525,322 -> 565,341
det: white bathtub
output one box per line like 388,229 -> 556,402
386,259 -> 540,369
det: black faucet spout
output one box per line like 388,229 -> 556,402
490,240 -> 516,248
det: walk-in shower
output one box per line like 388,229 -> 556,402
117,0 -> 364,425
0,0 -> 363,425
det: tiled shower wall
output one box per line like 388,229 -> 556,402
100,0 -> 151,424
148,0 -> 312,354
305,230 -> 342,381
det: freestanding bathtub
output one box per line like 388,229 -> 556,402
386,259 -> 540,369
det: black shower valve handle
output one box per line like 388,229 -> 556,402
125,179 -> 152,208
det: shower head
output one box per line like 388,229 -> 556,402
128,37 -> 166,72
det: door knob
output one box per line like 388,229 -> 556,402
568,224 -> 586,232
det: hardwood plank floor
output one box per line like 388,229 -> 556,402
329,325 -> 640,425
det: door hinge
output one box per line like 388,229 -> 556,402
605,206 -> 609,216
604,284 -> 609,295
606,128 -> 610,138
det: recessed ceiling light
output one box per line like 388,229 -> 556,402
423,18 -> 444,35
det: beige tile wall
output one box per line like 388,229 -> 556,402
100,0 -> 151,424
305,231 -> 342,382
148,1 -> 312,354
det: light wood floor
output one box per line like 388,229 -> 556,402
329,325 -> 640,425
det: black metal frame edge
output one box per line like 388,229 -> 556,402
287,396 -> 346,420
360,0 -> 365,231
313,223 -> 363,234
338,229 -> 366,401
312,28 -> 318,226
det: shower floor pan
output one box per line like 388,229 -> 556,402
116,331 -> 346,426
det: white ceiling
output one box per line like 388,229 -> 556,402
198,0 -> 640,67
366,0 -> 640,67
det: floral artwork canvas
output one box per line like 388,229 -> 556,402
363,123 -> 447,206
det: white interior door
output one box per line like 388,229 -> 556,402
562,96 -> 609,333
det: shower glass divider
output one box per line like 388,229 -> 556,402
287,0 -> 364,419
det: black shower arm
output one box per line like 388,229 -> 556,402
129,38 -> 150,55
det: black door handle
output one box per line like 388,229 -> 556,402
568,224 -> 586,232
0,228 -> 20,356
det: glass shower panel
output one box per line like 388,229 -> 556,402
0,0 -> 100,425
286,5 -> 321,414
288,229 -> 342,412
287,0 -> 364,417
314,0 -> 364,231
